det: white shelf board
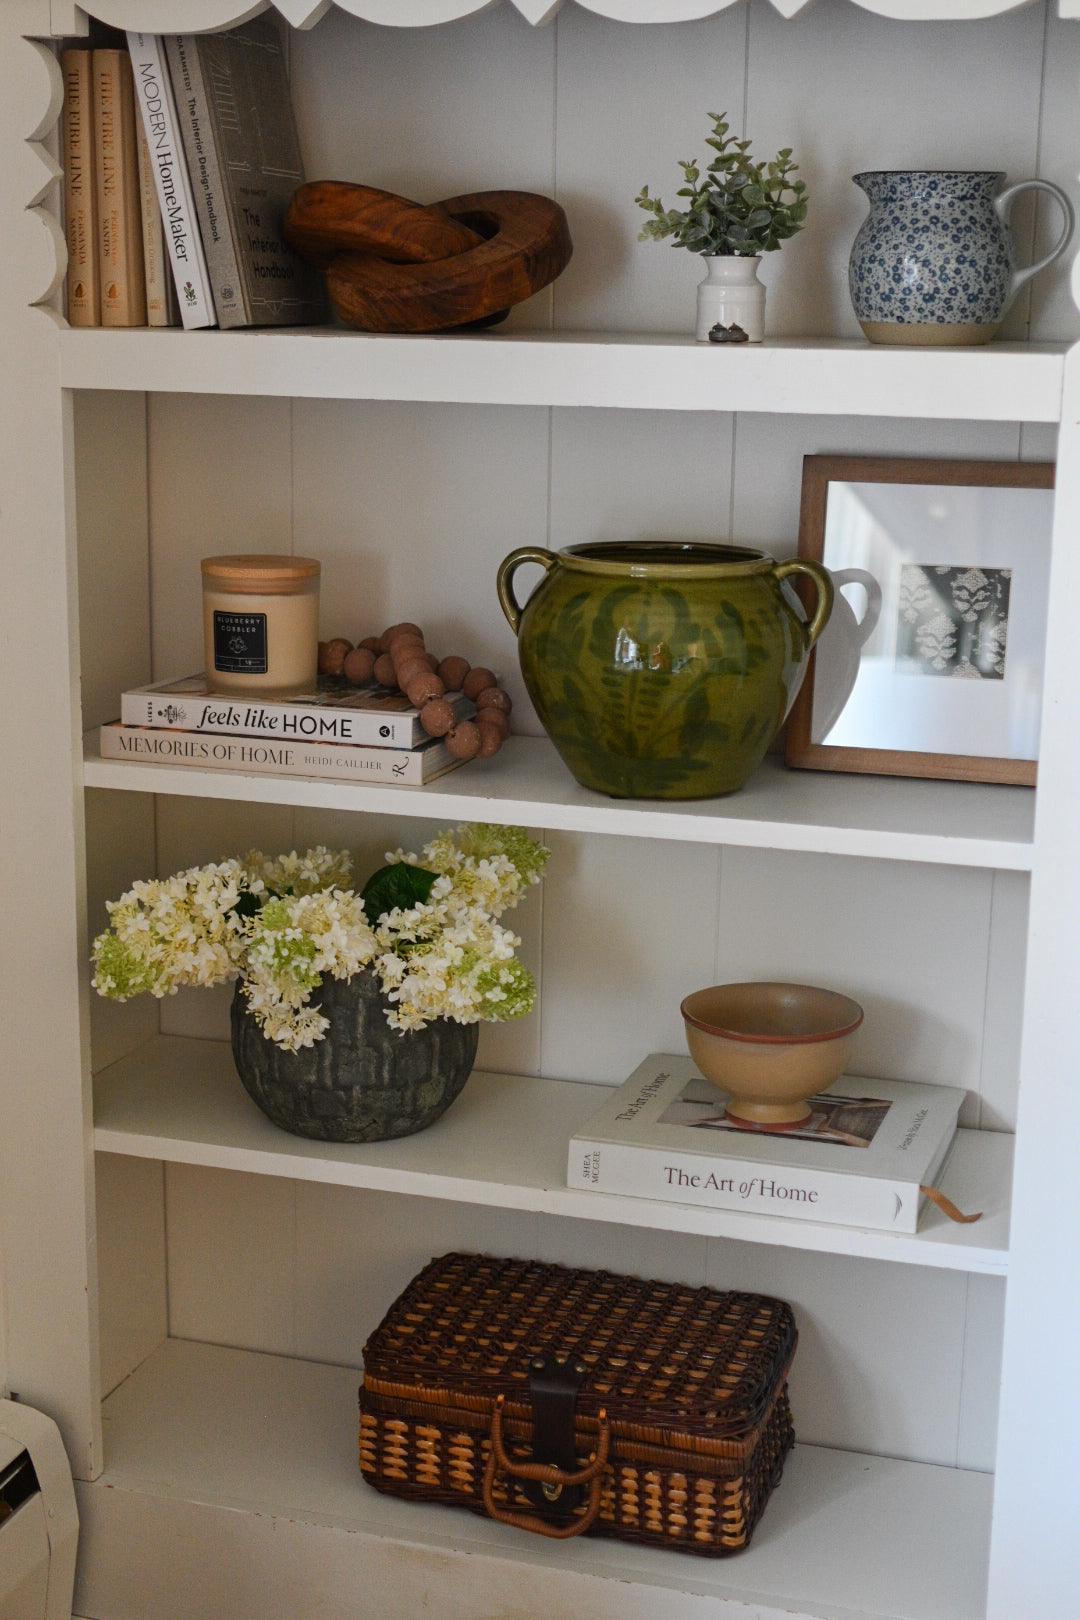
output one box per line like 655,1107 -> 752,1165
75,1338 -> 993,1620
93,1038 -> 1012,1275
82,733 -> 1035,870
58,327 -> 1068,421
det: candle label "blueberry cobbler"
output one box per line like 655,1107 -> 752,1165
214,611 -> 269,675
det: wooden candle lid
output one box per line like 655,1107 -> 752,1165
201,555 -> 321,595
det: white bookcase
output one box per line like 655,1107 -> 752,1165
2,3 -> 1079,1617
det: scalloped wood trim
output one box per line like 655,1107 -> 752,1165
39,0 -> 1064,36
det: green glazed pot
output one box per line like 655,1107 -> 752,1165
497,541 -> 833,800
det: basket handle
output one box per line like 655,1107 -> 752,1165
481,1393 -> 609,1539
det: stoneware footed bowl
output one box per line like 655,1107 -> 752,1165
681,982 -> 864,1127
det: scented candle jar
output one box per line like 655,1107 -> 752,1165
201,554 -> 321,695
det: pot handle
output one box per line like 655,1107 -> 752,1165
497,547 -> 558,636
996,179 -> 1075,309
481,1394 -> 609,1539
772,559 -> 834,650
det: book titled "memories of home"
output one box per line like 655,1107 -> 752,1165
567,1055 -> 966,1233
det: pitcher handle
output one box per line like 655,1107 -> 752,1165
996,179 -> 1075,309
497,547 -> 558,636
773,559 -> 834,650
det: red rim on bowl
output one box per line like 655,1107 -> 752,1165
680,982 -> 864,1046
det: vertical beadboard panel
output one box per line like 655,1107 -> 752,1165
979,873 -> 1029,1130
292,1187 -> 538,1367
74,392 -> 150,729
147,392 -> 298,1038
147,393 -> 294,682
290,6 -> 556,333
95,1154 -> 166,1398
548,408 -> 735,547
956,1274 -> 1006,1472
540,832 -> 720,1083
731,414 -> 1026,557
705,1239 -> 967,1465
1027,5 -> 1080,341
290,398 -> 550,733
742,0 -> 1046,340
166,1166 -> 297,1355
551,5 -> 748,333
713,850 -> 994,1124
74,392 -> 159,1070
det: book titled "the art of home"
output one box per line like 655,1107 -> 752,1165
567,1055 -> 966,1233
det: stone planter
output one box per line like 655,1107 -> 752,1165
230,971 -> 479,1143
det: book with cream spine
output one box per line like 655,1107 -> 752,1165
135,114 -> 172,326
92,49 -> 146,327
126,31 -> 215,329
120,673 -> 474,750
61,48 -> 99,327
99,723 -> 463,787
567,1055 -> 966,1234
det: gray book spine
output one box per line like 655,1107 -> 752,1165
166,34 -> 246,328
177,18 -> 326,329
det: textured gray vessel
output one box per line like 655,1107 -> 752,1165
231,972 -> 479,1143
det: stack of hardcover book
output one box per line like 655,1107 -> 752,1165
568,1054 -> 969,1234
99,674 -> 476,787
60,21 -> 326,331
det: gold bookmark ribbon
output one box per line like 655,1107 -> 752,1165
920,1186 -> 983,1224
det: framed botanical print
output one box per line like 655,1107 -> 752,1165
785,455 -> 1054,786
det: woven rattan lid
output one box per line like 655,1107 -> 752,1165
361,1253 -> 796,1440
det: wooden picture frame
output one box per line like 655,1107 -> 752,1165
785,455 -> 1054,787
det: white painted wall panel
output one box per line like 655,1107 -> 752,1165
551,6 -> 748,332
95,1154 -> 166,1397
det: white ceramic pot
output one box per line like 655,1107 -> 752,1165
695,255 -> 766,343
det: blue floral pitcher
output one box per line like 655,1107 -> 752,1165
849,170 -> 1074,345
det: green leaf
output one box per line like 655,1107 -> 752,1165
232,890 -> 265,920
361,861 -> 439,925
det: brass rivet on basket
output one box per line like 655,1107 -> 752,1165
531,1356 -> 545,1370
541,1481 -> 564,1503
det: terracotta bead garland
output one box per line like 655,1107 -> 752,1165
316,624 -> 513,763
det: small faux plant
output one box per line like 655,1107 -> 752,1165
636,113 -> 808,257
92,824 -> 548,1051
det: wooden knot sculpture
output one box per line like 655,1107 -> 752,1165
285,181 -> 572,333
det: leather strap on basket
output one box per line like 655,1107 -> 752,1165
482,1392 -> 610,1539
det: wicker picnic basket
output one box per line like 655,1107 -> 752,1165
358,1252 -> 797,1555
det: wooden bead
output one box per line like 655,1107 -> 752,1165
374,653 -> 398,687
384,621 -> 423,645
395,659 -> 430,691
477,722 -> 504,758
476,706 -> 509,737
438,656 -> 470,692
389,633 -> 425,660
343,647 -> 376,686
462,666 -> 496,701
405,672 -> 445,706
446,721 -> 481,761
419,698 -> 456,737
318,637 -> 353,677
358,636 -> 382,653
419,651 -> 439,673
475,686 -> 511,714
